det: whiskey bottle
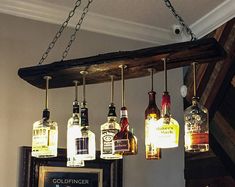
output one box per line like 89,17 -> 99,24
67,100 -> 84,167
155,92 -> 180,148
184,97 -> 209,152
100,103 -> 122,159
113,106 -> 137,155
32,109 -> 58,158
75,102 -> 96,160
145,90 -> 161,160
32,76 -> 58,158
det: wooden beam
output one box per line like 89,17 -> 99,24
18,38 -> 225,89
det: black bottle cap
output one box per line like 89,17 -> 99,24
108,103 -> 117,117
42,109 -> 50,120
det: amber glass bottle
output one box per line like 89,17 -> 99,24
145,91 -> 161,159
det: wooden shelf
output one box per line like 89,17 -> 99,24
18,38 -> 226,89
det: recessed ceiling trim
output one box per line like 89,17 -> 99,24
0,0 -> 234,44
191,0 -> 235,38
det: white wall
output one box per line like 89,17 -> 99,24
0,13 -> 184,187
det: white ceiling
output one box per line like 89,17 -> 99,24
0,0 -> 234,44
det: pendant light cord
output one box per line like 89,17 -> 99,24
193,62 -> 197,97
120,65 -> 126,107
162,58 -> 168,92
73,80 -> 78,101
110,75 -> 114,103
80,71 -> 88,103
44,76 -> 51,109
151,68 -> 154,91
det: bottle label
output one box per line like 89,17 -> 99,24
101,129 -> 118,154
76,137 -> 89,154
155,124 -> 178,148
186,133 -> 209,145
114,139 -> 129,151
32,127 -> 49,149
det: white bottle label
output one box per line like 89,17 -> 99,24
114,139 -> 129,152
101,129 -> 118,154
32,127 -> 49,148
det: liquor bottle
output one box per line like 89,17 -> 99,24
113,107 -> 138,155
184,63 -> 209,152
32,76 -> 58,158
145,90 -> 161,159
100,103 -> 122,159
100,76 -> 122,159
113,65 -> 137,156
67,81 -> 84,167
156,91 -> 180,148
75,71 -> 96,160
155,59 -> 180,148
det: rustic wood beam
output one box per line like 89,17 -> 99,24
18,38 -> 225,89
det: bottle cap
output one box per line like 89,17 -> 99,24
73,101 -> 79,113
42,109 -> 50,120
81,107 -> 89,126
108,103 -> 117,117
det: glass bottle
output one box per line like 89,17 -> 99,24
145,90 -> 161,159
67,81 -> 84,167
100,103 -> 122,159
155,91 -> 180,148
184,97 -> 209,152
155,59 -> 180,148
113,65 -> 137,156
32,76 -> 58,158
75,71 -> 96,161
184,62 -> 209,152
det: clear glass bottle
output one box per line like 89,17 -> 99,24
113,106 -> 138,155
67,100 -> 85,167
184,97 -> 209,152
100,103 -> 122,159
32,76 -> 58,158
75,102 -> 96,160
145,90 -> 161,160
155,92 -> 180,148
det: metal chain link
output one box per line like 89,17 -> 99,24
163,0 -> 197,41
38,0 -> 82,65
61,0 -> 93,61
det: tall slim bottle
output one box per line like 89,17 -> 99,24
145,90 -> 161,159
67,81 -> 84,167
32,76 -> 58,158
75,71 -> 96,161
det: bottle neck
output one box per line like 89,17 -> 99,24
81,105 -> 89,127
120,106 -> 129,131
192,96 -> 199,106
148,91 -> 157,106
161,92 -> 171,118
42,109 -> 50,121
72,101 -> 79,114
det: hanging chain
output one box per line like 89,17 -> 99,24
61,0 -> 93,61
163,0 -> 197,41
38,0 -> 82,65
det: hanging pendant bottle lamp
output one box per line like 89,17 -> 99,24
184,62 -> 209,152
76,71 -> 96,161
145,68 -> 161,160
100,76 -> 122,160
155,59 -> 180,148
67,80 -> 85,167
113,65 -> 138,156
32,76 -> 58,158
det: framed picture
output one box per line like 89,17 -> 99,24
18,146 -> 123,187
